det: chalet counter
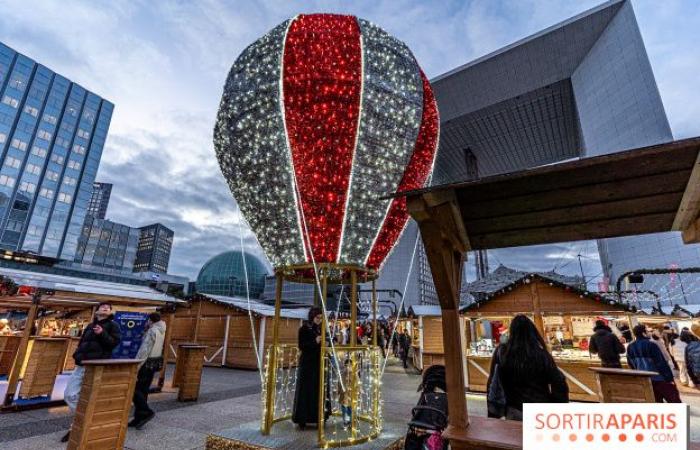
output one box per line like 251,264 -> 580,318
466,354 -> 625,402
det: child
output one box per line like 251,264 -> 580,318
339,357 -> 353,428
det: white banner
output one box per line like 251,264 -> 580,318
523,403 -> 688,450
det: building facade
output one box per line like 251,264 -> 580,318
73,215 -> 138,272
378,0 -> 697,306
86,181 -> 111,219
0,42 -> 113,260
133,223 -> 173,273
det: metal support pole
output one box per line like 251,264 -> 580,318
372,279 -> 377,347
350,270 -> 357,346
318,270 -> 328,444
262,272 -> 283,434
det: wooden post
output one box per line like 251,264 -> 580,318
19,338 -> 67,399
66,359 -> 140,450
222,314 -> 231,367
193,300 -> 203,342
529,281 -> 545,338
372,279 -> 377,347
3,295 -> 40,406
157,311 -> 175,390
590,367 -> 657,402
177,344 -> 206,402
350,269 -> 357,346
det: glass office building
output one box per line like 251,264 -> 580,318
87,182 -> 112,219
73,216 -> 139,272
0,42 -> 113,260
133,223 -> 174,273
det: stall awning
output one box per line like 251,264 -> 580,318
204,294 -> 309,319
401,137 -> 700,250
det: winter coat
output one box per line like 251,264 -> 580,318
292,322 -> 329,425
135,320 -> 166,367
626,336 -> 673,382
487,345 -> 569,413
73,315 -> 121,365
685,341 -> 700,385
589,326 -> 625,367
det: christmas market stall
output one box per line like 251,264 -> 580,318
0,267 -> 181,410
167,294 -> 308,369
407,305 -> 468,372
461,269 -> 635,401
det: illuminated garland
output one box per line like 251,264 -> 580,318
214,14 -> 438,274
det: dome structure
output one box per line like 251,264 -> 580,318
214,14 -> 439,275
196,251 -> 269,298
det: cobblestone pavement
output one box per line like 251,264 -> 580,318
2,359 -> 700,449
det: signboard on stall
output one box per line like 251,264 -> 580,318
112,311 -> 149,359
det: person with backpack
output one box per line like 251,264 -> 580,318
627,324 -> 681,402
486,315 -> 568,421
129,312 -> 167,430
589,320 -> 625,368
62,302 -> 121,442
682,330 -> 700,388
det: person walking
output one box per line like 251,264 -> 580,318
651,329 -> 675,371
129,312 -> 167,429
487,315 -> 569,421
398,329 -> 411,368
62,302 -> 121,442
588,320 -> 625,368
673,330 -> 695,387
627,325 -> 681,403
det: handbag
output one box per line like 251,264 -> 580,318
143,356 -> 164,372
487,355 -> 507,418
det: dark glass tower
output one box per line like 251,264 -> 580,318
0,42 -> 113,259
87,182 -> 111,219
133,223 -> 173,274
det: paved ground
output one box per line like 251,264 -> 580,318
2,359 -> 700,449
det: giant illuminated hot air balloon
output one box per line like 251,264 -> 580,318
214,14 -> 439,278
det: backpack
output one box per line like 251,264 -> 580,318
405,365 -> 448,450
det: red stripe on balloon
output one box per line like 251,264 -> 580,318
283,14 -> 362,263
366,71 -> 439,270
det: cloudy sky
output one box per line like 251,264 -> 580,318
0,0 -> 697,282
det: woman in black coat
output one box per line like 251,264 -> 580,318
293,307 -> 324,429
487,314 -> 569,420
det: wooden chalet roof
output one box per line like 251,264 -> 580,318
402,137 -> 700,250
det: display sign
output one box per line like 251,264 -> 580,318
112,311 -> 148,359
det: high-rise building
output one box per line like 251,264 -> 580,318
378,0 -> 696,306
86,182 -> 111,219
133,223 -> 173,273
73,215 -> 138,272
0,42 -> 113,260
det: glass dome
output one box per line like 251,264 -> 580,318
196,250 -> 269,298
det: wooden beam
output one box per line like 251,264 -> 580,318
529,282 -> 545,339
3,294 -> 40,406
673,148 -> 700,232
157,311 -> 175,390
682,217 -> 700,244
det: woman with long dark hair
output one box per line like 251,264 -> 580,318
486,315 -> 569,420
293,307 -> 323,429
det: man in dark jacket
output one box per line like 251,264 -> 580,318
398,329 -> 411,368
61,302 -> 121,442
589,320 -> 625,368
627,324 -> 681,403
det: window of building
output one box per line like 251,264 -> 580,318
43,113 -> 57,125
2,95 -> 19,108
50,154 -> 65,165
28,87 -> 44,101
17,121 -> 33,133
0,132 -> 6,144
19,181 -> 36,193
25,163 -> 41,175
31,146 -> 47,158
46,170 -> 59,181
9,77 -> 24,90
67,106 -> 77,117
57,192 -> 72,203
55,137 -> 70,148
6,220 -> 23,232
23,105 -> 38,117
37,129 -> 52,141
72,144 -> 86,155
11,139 -> 28,151
67,160 -> 81,170
39,188 -> 53,199
4,156 -> 21,169
62,176 -> 76,186
0,174 -> 15,187
77,129 -> 90,139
